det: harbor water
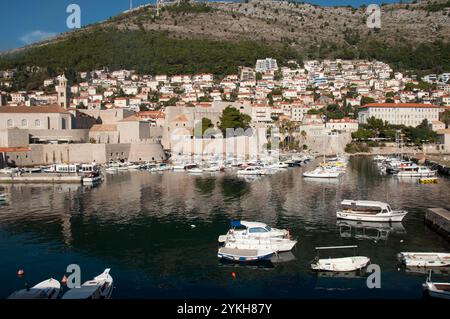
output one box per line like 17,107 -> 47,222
1,156 -> 449,299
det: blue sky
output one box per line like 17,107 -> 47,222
0,0 -> 406,52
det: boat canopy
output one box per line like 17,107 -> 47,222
341,200 -> 390,211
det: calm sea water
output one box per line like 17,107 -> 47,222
1,156 -> 449,299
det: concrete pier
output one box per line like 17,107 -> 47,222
0,174 -> 82,184
425,208 -> 450,241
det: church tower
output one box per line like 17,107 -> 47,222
56,74 -> 70,109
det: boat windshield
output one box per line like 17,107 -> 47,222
266,226 -> 272,231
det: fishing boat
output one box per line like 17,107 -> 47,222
398,252 -> 450,267
218,220 -> 292,242
8,278 -> 61,299
310,246 -> 370,272
336,200 -> 408,222
217,247 -> 276,262
62,269 -> 113,299
395,165 -> 437,178
303,167 -> 341,178
423,271 -> 450,299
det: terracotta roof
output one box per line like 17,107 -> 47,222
362,103 -> 440,109
90,124 -> 117,132
0,105 -> 70,114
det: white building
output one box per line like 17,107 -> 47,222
326,118 -> 359,133
255,58 -> 278,73
358,103 -> 441,127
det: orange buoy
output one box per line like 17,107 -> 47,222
61,275 -> 68,285
231,272 -> 236,279
17,269 -> 25,277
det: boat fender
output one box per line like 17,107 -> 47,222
61,275 -> 68,285
17,269 -> 25,277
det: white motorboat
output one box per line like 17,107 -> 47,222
8,278 -> 61,299
237,166 -> 264,176
222,236 -> 297,252
62,268 -> 113,299
187,168 -> 203,174
398,252 -> 450,267
310,245 -> 370,272
217,247 -> 275,262
218,220 -> 292,242
423,271 -> 450,299
303,167 -> 341,178
0,167 -> 19,175
336,200 -> 408,222
395,166 -> 437,177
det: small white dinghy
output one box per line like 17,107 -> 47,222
423,270 -> 450,299
62,269 -> 113,299
217,247 -> 275,262
398,252 -> 450,267
311,245 -> 370,272
8,278 -> 61,299
337,200 -> 408,222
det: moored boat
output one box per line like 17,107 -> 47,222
336,200 -> 408,222
398,252 -> 450,267
423,271 -> 450,299
310,245 -> 370,272
217,247 -> 276,262
303,167 -> 341,178
62,268 -> 113,299
8,278 -> 61,299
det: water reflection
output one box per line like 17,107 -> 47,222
337,220 -> 406,241
0,157 -> 449,298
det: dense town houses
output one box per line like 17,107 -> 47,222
1,58 -> 450,164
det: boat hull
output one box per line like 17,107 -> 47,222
217,248 -> 275,262
336,211 -> 407,222
311,256 -> 370,272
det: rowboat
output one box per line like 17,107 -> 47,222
398,252 -> 450,267
8,278 -> 61,299
310,245 -> 370,272
217,247 -> 275,262
336,200 -> 408,222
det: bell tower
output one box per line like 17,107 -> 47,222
56,74 -> 70,109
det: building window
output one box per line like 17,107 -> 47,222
21,119 -> 28,127
7,119 -> 13,127
35,119 -> 41,128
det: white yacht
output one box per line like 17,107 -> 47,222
8,278 -> 61,299
62,269 -> 113,299
336,200 -> 408,222
395,166 -> 437,177
303,167 -> 341,178
218,221 -> 292,242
